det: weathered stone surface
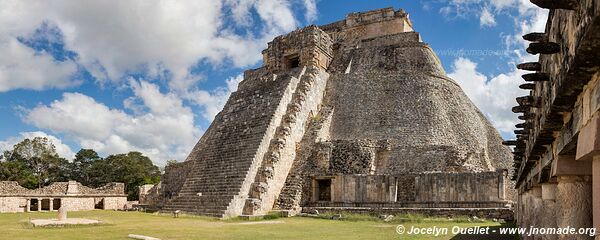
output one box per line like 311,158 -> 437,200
520,83 -> 536,89
510,3 -> 600,237
522,72 -> 550,82
156,7 -> 514,218
523,32 -> 548,42
0,181 -> 127,213
527,42 -> 561,55
58,206 -> 67,221
556,176 -> 593,240
517,62 -> 542,71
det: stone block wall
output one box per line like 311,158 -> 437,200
61,197 -> 95,211
396,174 -> 416,202
103,197 -> 127,210
306,171 -> 507,206
262,26 -> 332,73
0,197 -> 25,213
414,171 -> 506,202
325,37 -> 511,175
320,8 -> 413,46
329,175 -> 397,202
307,139 -> 392,175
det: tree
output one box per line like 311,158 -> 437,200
0,161 -> 37,188
165,159 -> 179,167
101,152 -> 161,200
1,140 -> 161,199
1,137 -> 68,188
71,149 -> 102,186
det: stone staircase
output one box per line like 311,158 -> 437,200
275,106 -> 334,212
242,66 -> 329,216
163,67 -> 307,217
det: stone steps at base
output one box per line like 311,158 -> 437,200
162,206 -> 226,214
162,193 -> 237,217
161,209 -> 224,218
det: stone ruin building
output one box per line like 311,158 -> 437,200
0,181 -> 127,213
140,7 -> 515,219
503,0 -> 600,239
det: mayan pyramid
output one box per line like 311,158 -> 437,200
157,7 -> 514,218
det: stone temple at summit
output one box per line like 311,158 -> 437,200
140,7 -> 515,218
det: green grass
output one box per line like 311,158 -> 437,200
0,210 -> 516,239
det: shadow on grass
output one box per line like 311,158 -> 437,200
450,221 -> 520,240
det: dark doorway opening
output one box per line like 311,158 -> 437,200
285,54 -> 300,69
95,198 -> 104,209
41,199 -> 50,211
53,198 -> 61,210
30,199 -> 38,211
317,179 -> 332,201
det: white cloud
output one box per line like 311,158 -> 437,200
0,38 -> 79,92
303,0 -> 318,22
187,74 -> 244,121
440,0 -> 548,138
0,0 -> 316,165
23,82 -> 202,165
0,0 -> 304,92
479,7 -> 497,27
449,58 -> 528,134
439,0 -> 540,24
490,0 -> 516,10
0,131 -> 75,159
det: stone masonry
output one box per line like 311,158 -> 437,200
504,0 -> 600,239
0,181 -> 127,213
148,7 -> 515,219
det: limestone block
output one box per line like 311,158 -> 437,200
576,115 -> 600,161
556,176 -> 592,240
58,206 -> 67,221
552,155 -> 592,176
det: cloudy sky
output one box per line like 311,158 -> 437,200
0,0 -> 546,165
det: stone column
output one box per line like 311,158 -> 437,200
556,175 -> 593,240
498,170 -> 506,200
25,198 -> 30,212
37,198 -> 41,211
49,198 -> 53,211
517,190 -> 523,226
530,186 -> 543,240
541,183 -> 558,240
575,113 -> 600,239
593,156 -> 600,240
521,191 -> 531,231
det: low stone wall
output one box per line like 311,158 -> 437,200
302,206 -> 514,220
415,171 -> 506,202
103,197 -> 127,210
309,171 -> 508,205
328,175 -> 397,202
0,181 -> 128,212
62,197 -> 95,211
0,197 -> 25,213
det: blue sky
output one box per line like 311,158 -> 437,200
0,0 -> 546,165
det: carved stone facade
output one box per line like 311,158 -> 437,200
144,7 -> 514,219
506,0 -> 600,239
0,181 -> 127,213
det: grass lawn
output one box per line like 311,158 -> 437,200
0,210 -> 516,239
